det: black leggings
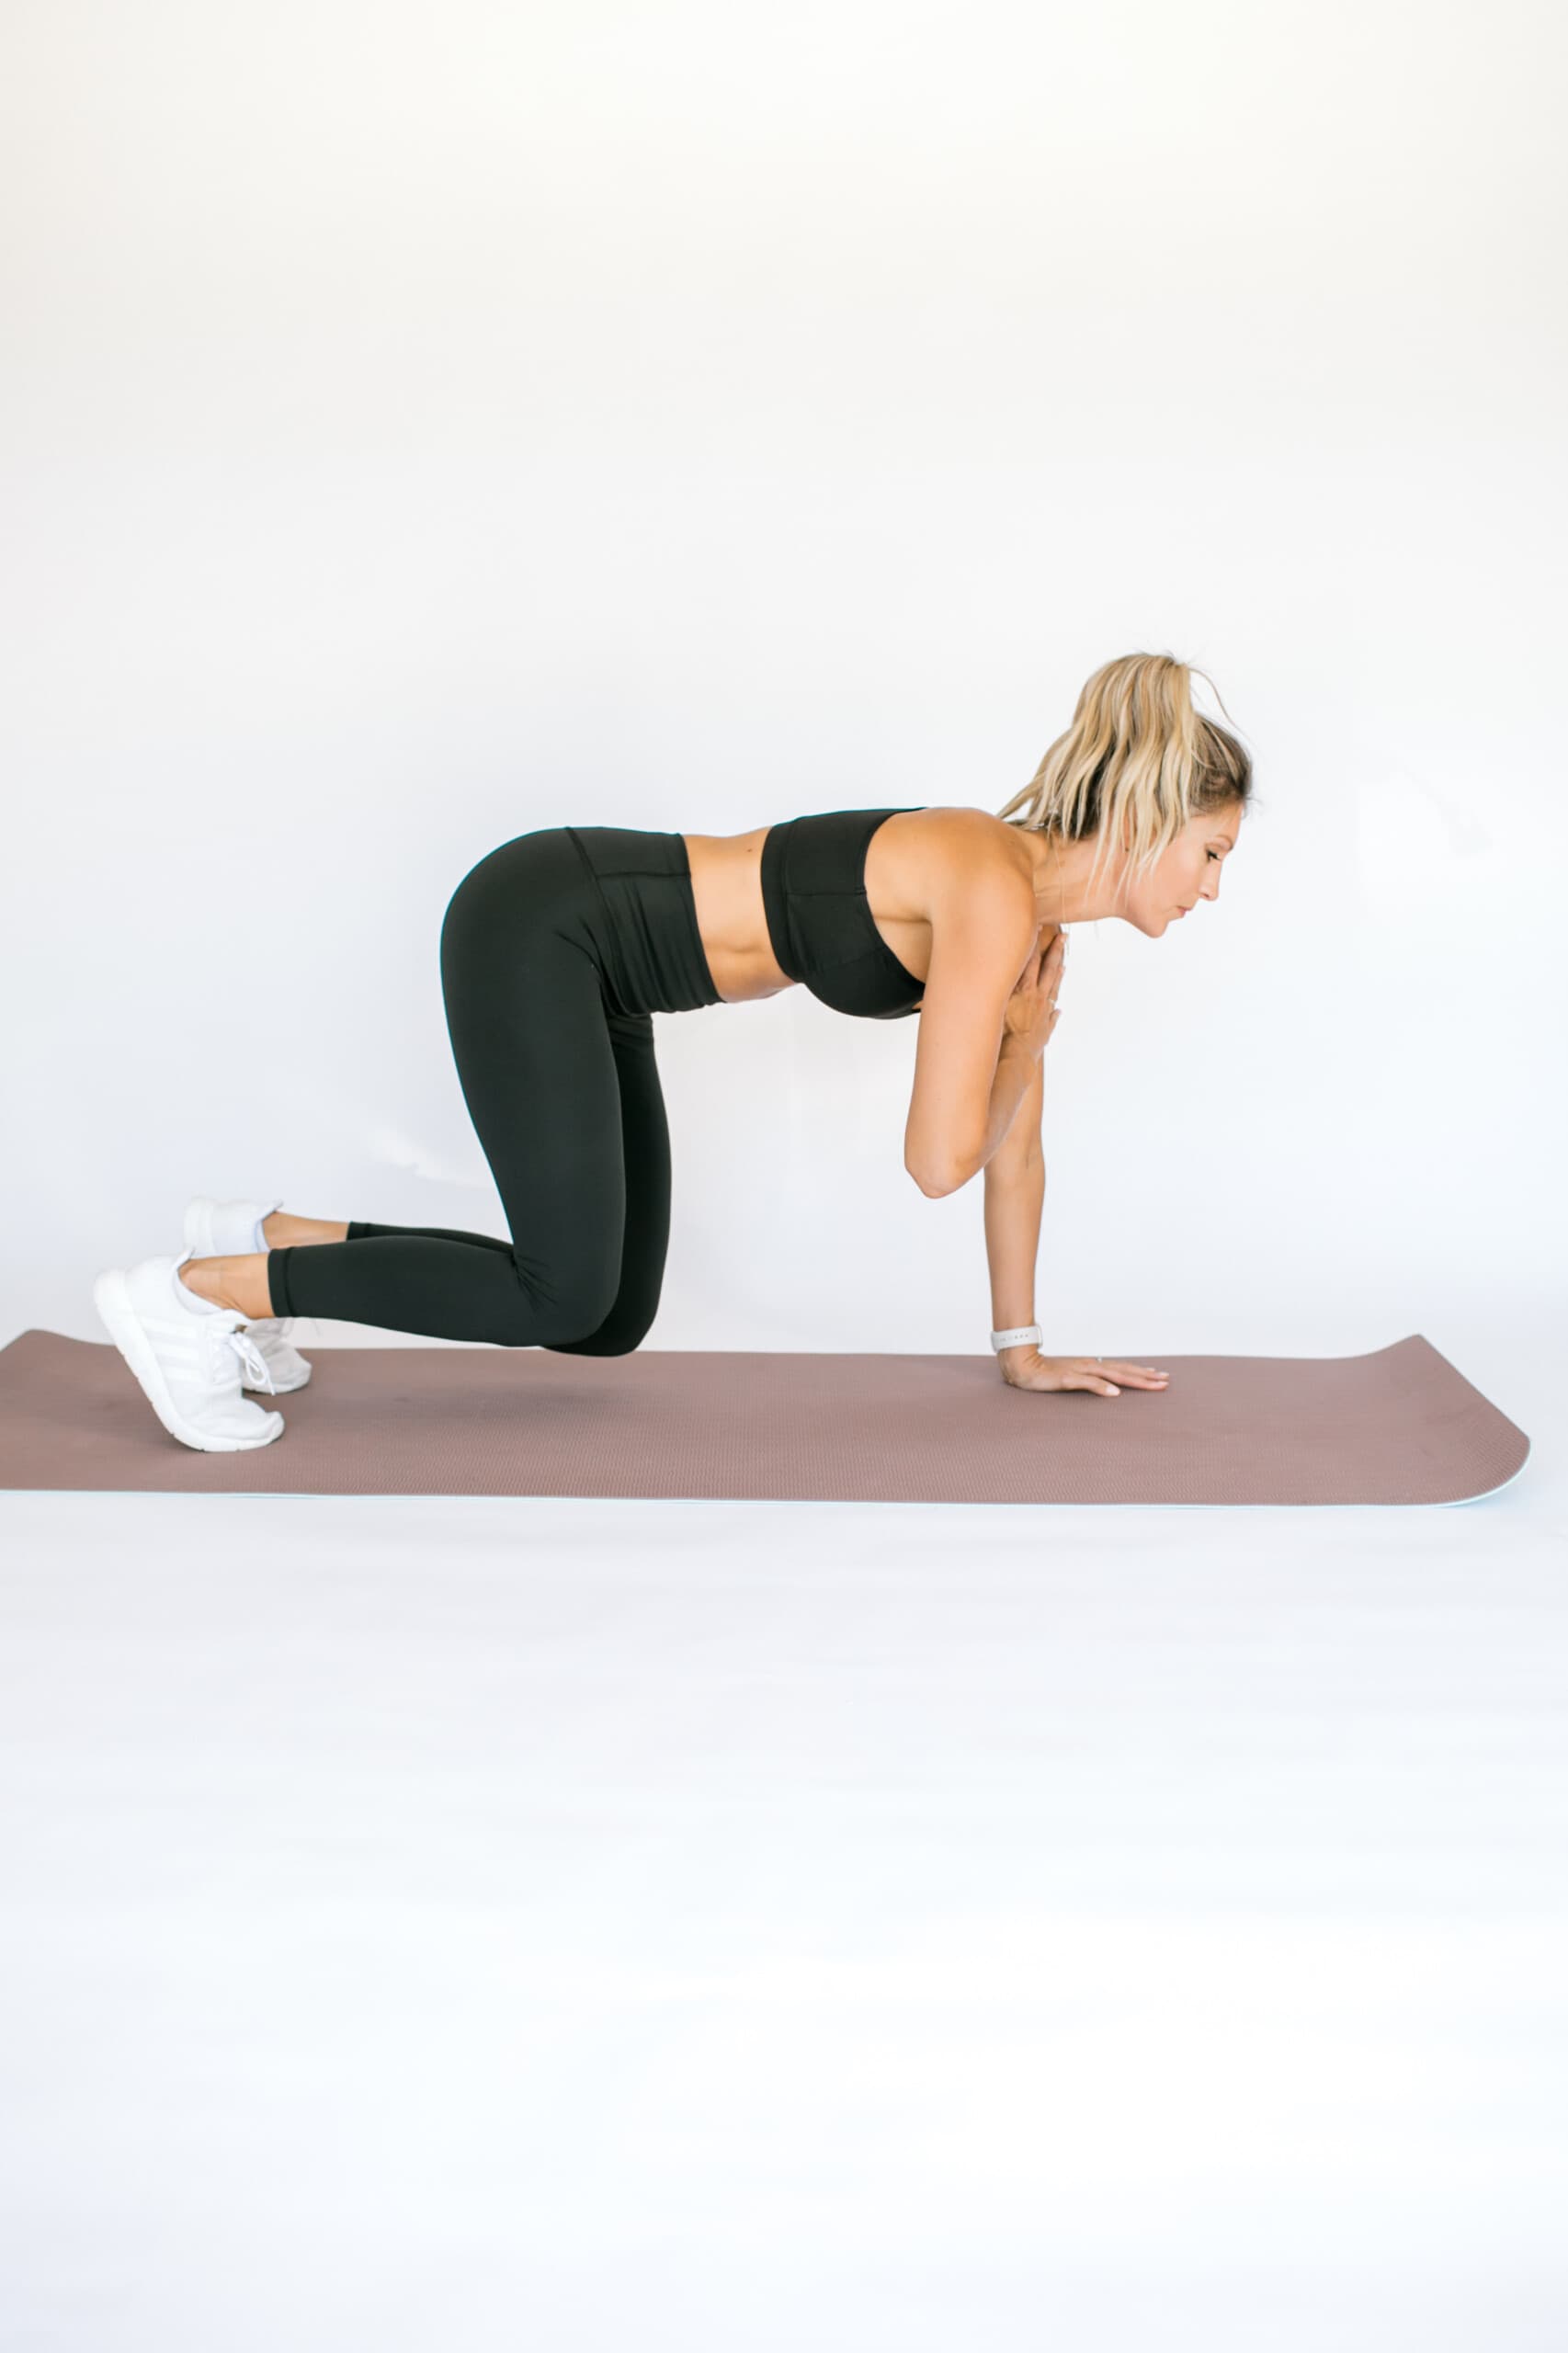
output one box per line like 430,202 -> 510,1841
264,824 -> 722,1352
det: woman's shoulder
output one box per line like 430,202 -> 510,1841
872,808 -> 1037,949
896,802 -> 1023,840
890,805 -> 1035,889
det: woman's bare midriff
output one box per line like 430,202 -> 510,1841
681,812 -> 948,1006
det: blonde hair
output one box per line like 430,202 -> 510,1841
995,652 -> 1254,906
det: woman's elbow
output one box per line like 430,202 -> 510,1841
905,1151 -> 977,1199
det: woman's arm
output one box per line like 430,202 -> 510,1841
981,1051 -> 1170,1402
983,1050 -> 1044,1355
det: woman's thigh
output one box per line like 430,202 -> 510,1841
439,840 -> 631,1337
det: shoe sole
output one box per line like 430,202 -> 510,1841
92,1269 -> 285,1454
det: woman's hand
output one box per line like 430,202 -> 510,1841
998,1347 -> 1169,1397
1001,927 -> 1066,1057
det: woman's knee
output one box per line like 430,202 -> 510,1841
500,1255 -> 623,1348
548,1302 -> 654,1357
536,1262 -> 662,1355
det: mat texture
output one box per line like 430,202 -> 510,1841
0,1329 -> 1529,1503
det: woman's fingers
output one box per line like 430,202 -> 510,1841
1074,1358 -> 1169,1393
1014,1356 -> 1172,1398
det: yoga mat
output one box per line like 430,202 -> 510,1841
0,1330 -> 1528,1504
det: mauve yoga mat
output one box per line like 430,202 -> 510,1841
0,1329 -> 1529,1504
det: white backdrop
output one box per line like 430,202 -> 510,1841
3,0 -> 1563,1369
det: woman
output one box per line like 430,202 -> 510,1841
93,649 -> 1252,1452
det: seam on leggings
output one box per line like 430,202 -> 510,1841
562,825 -> 625,942
563,830 -> 690,894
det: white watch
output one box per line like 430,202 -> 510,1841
990,1324 -> 1041,1353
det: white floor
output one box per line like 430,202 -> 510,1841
2,1369 -> 1565,2351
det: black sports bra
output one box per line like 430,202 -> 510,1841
759,807 -> 927,1020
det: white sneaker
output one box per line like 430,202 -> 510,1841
183,1195 -> 312,1393
93,1251 -> 286,1453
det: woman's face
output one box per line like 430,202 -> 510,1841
1125,802 -> 1243,936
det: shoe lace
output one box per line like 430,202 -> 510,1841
223,1325 -> 278,1396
